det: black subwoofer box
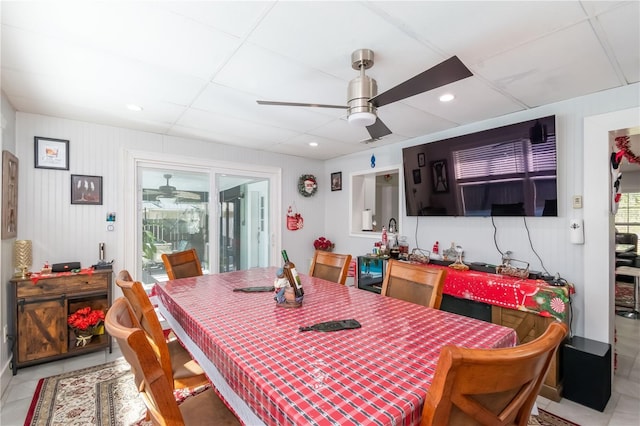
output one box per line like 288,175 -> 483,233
562,336 -> 611,411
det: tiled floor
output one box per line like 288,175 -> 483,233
1,316 -> 638,426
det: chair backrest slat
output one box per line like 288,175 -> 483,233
380,260 -> 446,309
308,251 -> 352,285
161,248 -> 203,280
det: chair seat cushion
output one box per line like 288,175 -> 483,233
180,388 -> 240,425
168,339 -> 205,379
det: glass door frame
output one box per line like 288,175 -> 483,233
122,150 -> 282,282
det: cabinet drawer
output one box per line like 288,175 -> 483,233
16,273 -> 108,298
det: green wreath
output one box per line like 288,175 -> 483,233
298,174 -> 318,197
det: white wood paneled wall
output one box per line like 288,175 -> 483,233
15,113 -> 324,275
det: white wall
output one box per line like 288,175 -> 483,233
324,83 -> 640,340
1,92 -> 17,396
14,113 -> 325,275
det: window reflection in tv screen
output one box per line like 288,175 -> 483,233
402,115 -> 557,217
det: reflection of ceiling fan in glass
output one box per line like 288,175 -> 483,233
143,174 -> 201,201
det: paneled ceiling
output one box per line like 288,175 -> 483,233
1,1 -> 638,160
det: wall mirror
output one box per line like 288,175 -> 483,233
350,165 -> 402,238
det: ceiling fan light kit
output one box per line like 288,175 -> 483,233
348,111 -> 377,127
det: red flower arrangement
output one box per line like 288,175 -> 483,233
313,236 -> 335,251
67,306 -> 105,333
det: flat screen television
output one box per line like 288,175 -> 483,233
402,115 -> 557,217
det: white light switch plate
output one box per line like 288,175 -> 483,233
572,195 -> 583,209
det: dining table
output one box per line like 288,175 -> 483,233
155,267 -> 518,426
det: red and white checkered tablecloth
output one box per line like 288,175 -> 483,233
155,267 -> 517,426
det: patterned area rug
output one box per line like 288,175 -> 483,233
25,359 -> 147,426
529,408 -> 581,425
25,359 -> 578,426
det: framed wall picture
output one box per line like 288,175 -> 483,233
34,137 -> 69,170
331,171 -> 342,191
417,152 -> 425,167
71,175 -> 103,205
2,151 -> 18,239
412,168 -> 421,185
431,159 -> 449,193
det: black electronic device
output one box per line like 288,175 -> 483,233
93,260 -> 113,270
51,262 -> 81,273
562,336 -> 611,411
402,115 -> 557,217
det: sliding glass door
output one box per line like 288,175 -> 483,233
139,166 -> 210,284
133,158 -> 276,286
218,174 -> 269,272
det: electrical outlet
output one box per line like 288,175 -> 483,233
3,324 -> 8,343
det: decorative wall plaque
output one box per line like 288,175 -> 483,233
2,151 -> 18,239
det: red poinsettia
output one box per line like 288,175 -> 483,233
313,236 -> 335,251
67,306 -> 105,331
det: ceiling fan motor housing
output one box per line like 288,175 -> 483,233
348,75 -> 377,115
348,49 -> 377,126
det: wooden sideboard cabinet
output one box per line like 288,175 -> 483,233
8,270 -> 112,374
492,306 -> 565,401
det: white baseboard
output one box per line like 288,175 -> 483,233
0,356 -> 13,405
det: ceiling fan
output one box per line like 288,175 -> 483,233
143,174 -> 201,201
257,49 -> 473,141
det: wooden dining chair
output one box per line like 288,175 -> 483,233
115,270 -> 208,390
161,248 -> 203,280
308,250 -> 353,285
380,260 -> 446,309
421,321 -> 569,426
105,297 -> 240,426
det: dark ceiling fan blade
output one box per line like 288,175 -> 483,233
369,56 -> 472,108
257,100 -> 347,109
366,117 -> 392,140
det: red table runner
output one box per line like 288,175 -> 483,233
422,264 -> 574,321
28,267 -> 95,285
156,267 -> 517,426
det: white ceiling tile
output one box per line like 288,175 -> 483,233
213,43 -> 349,105
400,78 -> 526,124
371,1 -> 588,64
597,2 -> 640,84
176,108 -> 298,143
191,83 -> 338,132
158,1 -> 275,38
475,22 -> 621,107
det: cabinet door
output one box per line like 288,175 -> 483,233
18,299 -> 67,362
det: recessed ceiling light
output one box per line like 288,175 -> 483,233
126,104 -> 143,111
439,93 -> 455,102
309,142 -> 318,147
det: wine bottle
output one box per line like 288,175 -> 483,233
281,250 -> 304,297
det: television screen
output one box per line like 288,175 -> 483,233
402,115 -> 557,217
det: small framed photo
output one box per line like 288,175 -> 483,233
34,137 -> 69,170
331,171 -> 342,191
412,168 -> 421,185
71,175 -> 102,205
417,152 -> 425,167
